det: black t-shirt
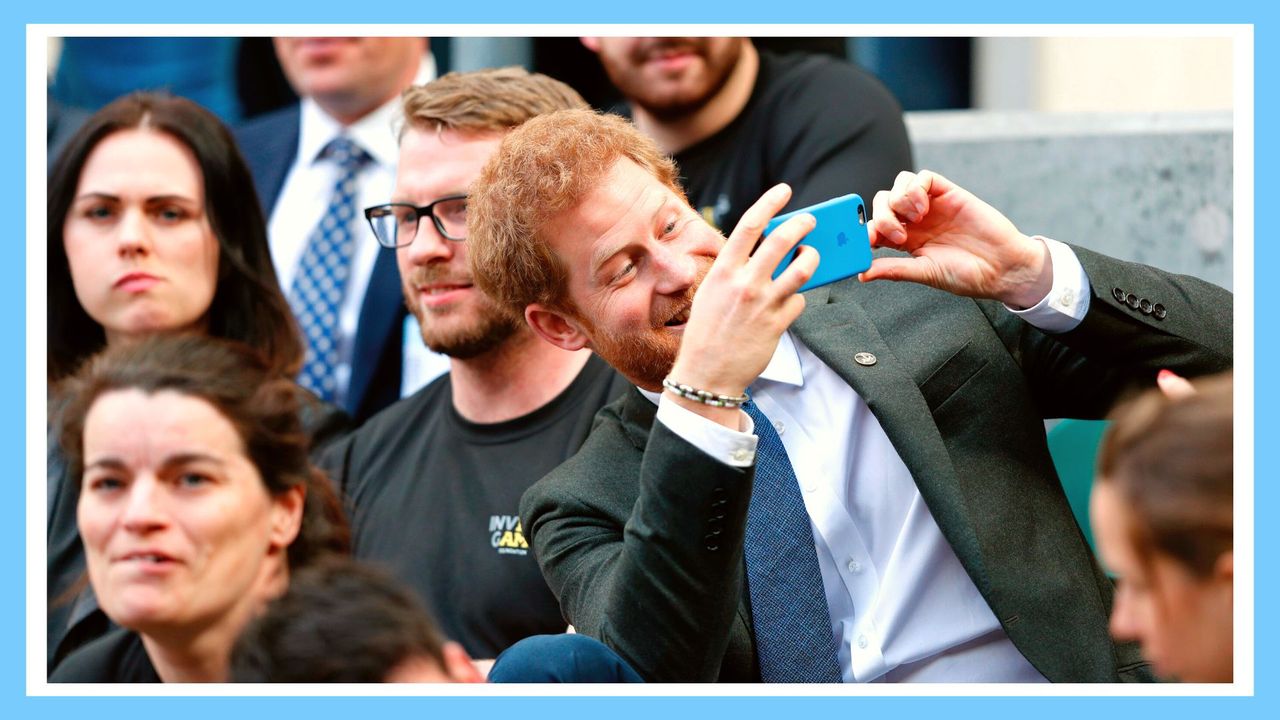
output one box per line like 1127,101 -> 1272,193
49,628 -> 160,683
321,355 -> 630,659
658,50 -> 913,234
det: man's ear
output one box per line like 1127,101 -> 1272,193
526,304 -> 591,352
442,642 -> 486,683
580,37 -> 601,53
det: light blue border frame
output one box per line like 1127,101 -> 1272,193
11,1 -> 1273,717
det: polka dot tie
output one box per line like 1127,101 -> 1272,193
289,136 -> 372,402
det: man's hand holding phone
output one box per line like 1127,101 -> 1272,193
665,184 -> 817,429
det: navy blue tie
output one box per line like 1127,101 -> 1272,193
290,136 -> 372,402
742,398 -> 843,682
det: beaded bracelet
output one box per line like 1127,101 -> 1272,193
661,377 -> 750,408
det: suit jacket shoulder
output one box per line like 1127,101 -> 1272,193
232,104 -> 301,217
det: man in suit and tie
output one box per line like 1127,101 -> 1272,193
466,110 -> 1233,683
236,37 -> 446,422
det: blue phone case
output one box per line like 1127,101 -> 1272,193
766,194 -> 871,293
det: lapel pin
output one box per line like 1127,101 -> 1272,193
854,352 -> 877,366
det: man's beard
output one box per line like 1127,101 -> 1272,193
404,269 -> 524,360
589,322 -> 682,392
417,304 -> 522,360
607,38 -> 743,122
572,277 -> 700,392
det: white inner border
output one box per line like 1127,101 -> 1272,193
26,22 -> 1255,698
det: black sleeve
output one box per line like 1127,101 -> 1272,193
767,58 -> 914,213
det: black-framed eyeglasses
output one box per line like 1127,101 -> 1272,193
364,194 -> 468,248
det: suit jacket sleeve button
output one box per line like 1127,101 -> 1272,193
1139,298 -> 1153,314
1125,293 -> 1140,309
1153,303 -> 1167,320
1113,287 -> 1126,302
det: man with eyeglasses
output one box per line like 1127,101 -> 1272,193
319,68 -> 630,664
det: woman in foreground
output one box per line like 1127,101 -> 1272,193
50,335 -> 349,682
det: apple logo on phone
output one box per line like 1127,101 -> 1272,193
836,231 -> 848,247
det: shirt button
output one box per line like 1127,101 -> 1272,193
846,559 -> 862,573
857,634 -> 868,649
731,448 -> 753,463
773,420 -> 785,435
1058,288 -> 1075,308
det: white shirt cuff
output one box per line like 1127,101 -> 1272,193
1006,236 -> 1091,333
655,394 -> 758,467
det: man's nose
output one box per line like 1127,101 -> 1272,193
651,243 -> 698,295
403,216 -> 455,266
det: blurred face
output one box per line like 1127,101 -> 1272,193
538,158 -> 721,390
273,37 -> 423,123
1091,483 -> 1234,682
394,127 -> 521,359
585,37 -> 746,120
78,389 -> 302,640
63,129 -> 219,345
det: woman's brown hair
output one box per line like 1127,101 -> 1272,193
56,334 -> 348,568
1097,372 -> 1233,577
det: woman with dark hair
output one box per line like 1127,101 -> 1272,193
49,335 -> 350,682
1091,372 -> 1233,682
47,92 -> 348,672
48,91 -> 300,382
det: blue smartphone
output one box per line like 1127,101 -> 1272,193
767,194 -> 871,293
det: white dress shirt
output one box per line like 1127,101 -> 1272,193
268,55 -> 449,406
646,238 -> 1088,682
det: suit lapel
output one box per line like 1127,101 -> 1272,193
791,280 -> 992,594
347,248 -> 405,416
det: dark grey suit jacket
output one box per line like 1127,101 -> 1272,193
521,246 -> 1233,683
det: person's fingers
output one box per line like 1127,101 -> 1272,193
916,169 -> 956,200
859,255 -> 936,286
749,213 -> 815,277
1157,368 -> 1198,399
891,170 -> 916,194
870,189 -> 906,248
779,291 -> 808,327
889,176 -> 929,224
773,244 -> 819,295
722,183 -> 792,265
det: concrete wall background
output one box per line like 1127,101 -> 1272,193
974,37 -> 1234,112
906,110 -> 1233,290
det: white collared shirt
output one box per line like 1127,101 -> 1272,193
267,55 -> 449,406
646,237 -> 1087,682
